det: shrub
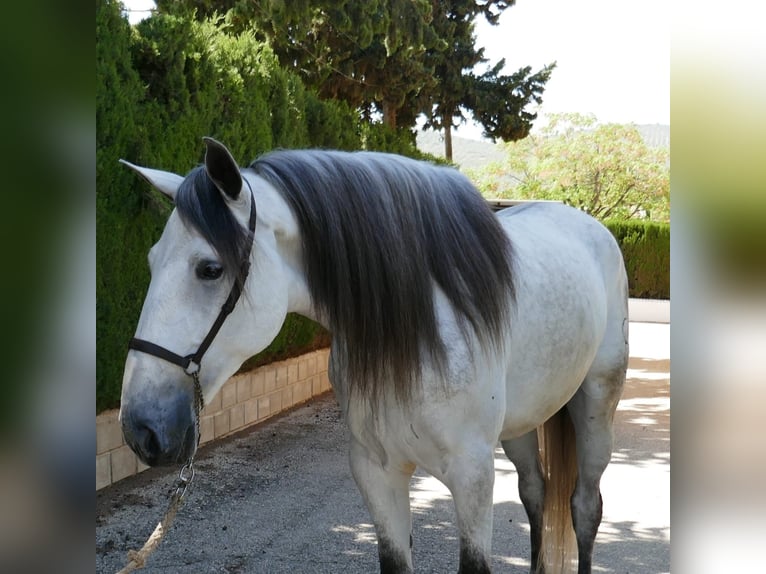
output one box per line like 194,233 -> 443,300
97,0 -> 156,413
605,219 -> 670,299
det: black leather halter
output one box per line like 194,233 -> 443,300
128,179 -> 257,389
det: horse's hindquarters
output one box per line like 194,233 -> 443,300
497,202 -> 627,440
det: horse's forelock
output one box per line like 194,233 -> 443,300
175,166 -> 251,287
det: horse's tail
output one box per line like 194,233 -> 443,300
538,406 -> 578,573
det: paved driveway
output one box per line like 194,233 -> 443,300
97,323 -> 669,573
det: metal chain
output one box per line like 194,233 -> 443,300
191,370 -> 205,442
117,371 -> 205,573
176,370 -> 204,499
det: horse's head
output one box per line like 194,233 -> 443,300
118,138 -> 293,466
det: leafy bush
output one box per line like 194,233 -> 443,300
605,219 -> 670,299
97,0 -> 160,413
471,113 -> 669,223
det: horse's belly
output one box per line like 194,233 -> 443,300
499,366 -> 591,440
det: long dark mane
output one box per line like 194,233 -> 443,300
252,150 -> 515,404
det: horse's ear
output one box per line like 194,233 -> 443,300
203,137 -> 242,201
119,160 -> 182,201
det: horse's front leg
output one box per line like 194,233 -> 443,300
349,437 -> 415,574
441,444 -> 497,574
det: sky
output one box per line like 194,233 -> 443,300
121,0 -> 670,139
461,0 -> 669,138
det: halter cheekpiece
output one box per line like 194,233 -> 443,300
128,178 -> 257,403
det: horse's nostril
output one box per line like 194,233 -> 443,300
124,419 -> 162,466
140,425 -> 161,462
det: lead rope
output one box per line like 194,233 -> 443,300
116,372 -> 205,574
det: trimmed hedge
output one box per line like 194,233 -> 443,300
96,2 -> 428,412
605,219 -> 670,300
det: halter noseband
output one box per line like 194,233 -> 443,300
128,178 -> 257,398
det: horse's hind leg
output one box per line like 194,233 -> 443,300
349,437 -> 415,573
501,431 -> 545,573
567,325 -> 627,573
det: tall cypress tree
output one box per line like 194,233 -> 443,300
421,0 -> 554,160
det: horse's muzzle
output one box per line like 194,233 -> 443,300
120,393 -> 196,467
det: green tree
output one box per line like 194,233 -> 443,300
157,0 -> 550,152
468,62 -> 554,143
158,0 -> 441,130
422,1 -> 554,161
472,113 -> 670,221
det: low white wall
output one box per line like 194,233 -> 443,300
629,298 -> 670,324
97,348 -> 331,490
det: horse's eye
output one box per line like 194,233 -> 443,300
196,260 -> 223,280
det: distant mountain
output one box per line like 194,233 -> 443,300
635,124 -> 670,149
417,124 -> 669,172
416,131 -> 505,171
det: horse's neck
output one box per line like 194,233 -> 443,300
246,172 -> 319,325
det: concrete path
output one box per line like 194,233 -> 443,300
97,323 -> 669,573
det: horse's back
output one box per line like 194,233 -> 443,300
499,202 -> 625,279
498,201 -> 626,315
495,202 -> 628,439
